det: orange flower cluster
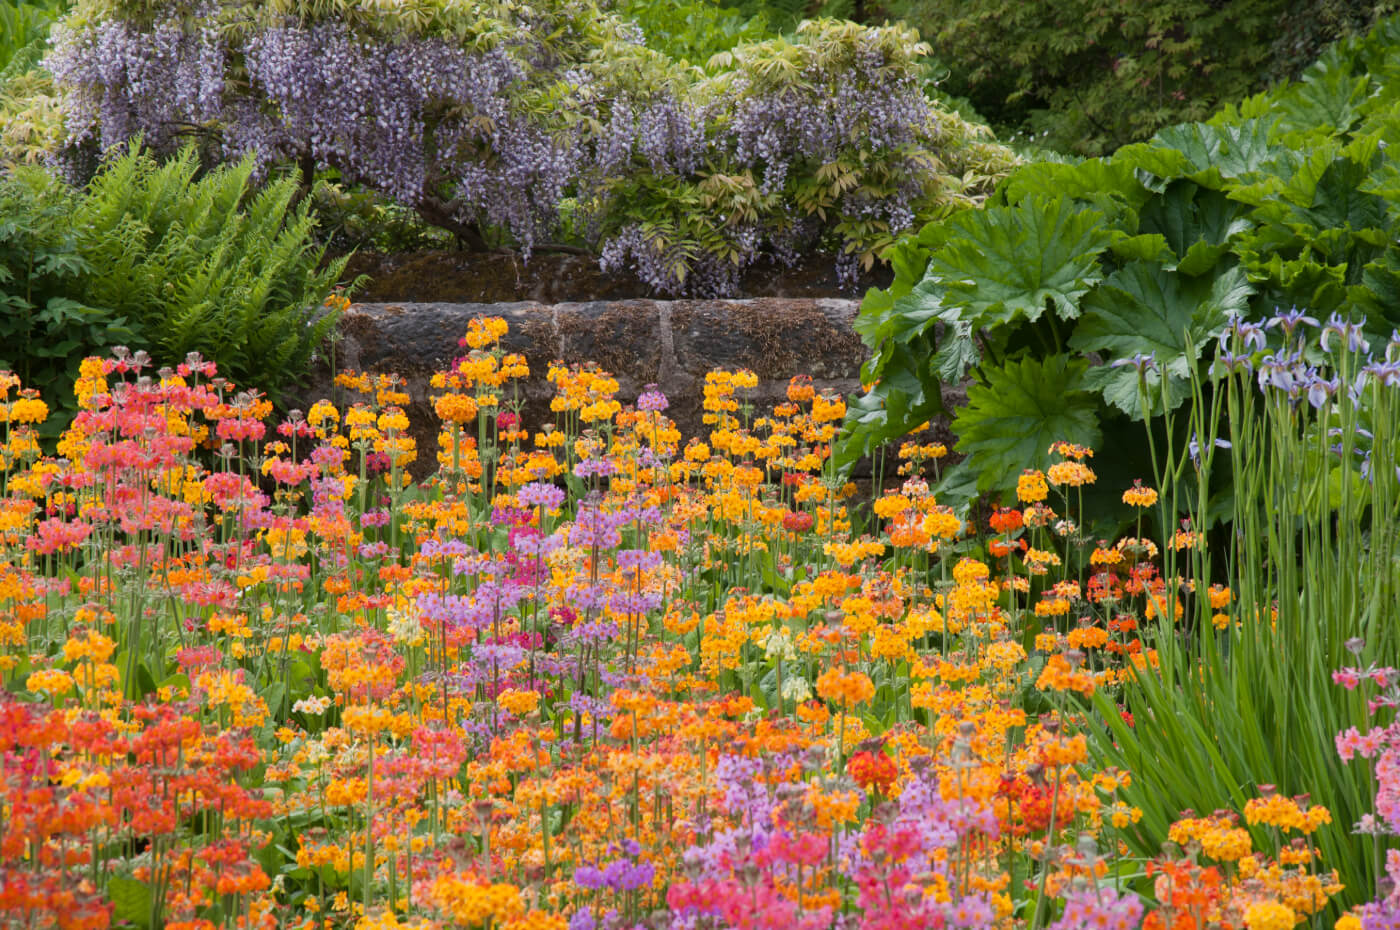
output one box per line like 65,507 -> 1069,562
0,320 -> 1343,930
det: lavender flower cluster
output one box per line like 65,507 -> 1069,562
46,2 -> 685,257
599,25 -> 948,295
47,7 -> 225,155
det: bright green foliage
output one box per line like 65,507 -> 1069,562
0,0 -> 65,72
0,2 -> 66,166
882,0 -> 1396,155
951,355 -> 1101,491
0,146 -> 350,430
1071,263 -> 1252,416
310,182 -> 455,254
838,15 -> 1400,510
72,148 -> 351,399
0,57 -> 63,167
618,0 -> 771,67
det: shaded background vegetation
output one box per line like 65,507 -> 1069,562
717,0 -> 1400,154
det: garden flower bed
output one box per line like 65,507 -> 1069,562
2,314 -> 1395,930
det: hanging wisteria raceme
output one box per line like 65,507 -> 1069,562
43,1 -> 1016,293
596,21 -> 972,295
599,221 -> 762,298
712,32 -> 934,195
46,7 -> 225,154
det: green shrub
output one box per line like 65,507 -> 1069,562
0,146 -> 353,431
0,2 -> 67,168
881,0 -> 1398,155
0,0 -> 66,73
0,168 -> 134,431
837,15 -> 1400,524
831,16 -> 1400,909
619,0 -> 772,67
597,19 -> 1019,293
309,181 -> 454,255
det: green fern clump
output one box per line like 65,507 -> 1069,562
72,147 -> 351,400
0,145 -> 352,432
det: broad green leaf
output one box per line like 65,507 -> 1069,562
1175,239 -> 1232,277
1236,246 -> 1349,312
136,661 -> 159,698
1082,364 -> 1191,422
1136,181 -> 1251,263
998,158 -> 1151,213
836,335 -> 943,473
1108,232 -> 1174,265
924,195 -> 1112,325
1121,120 -> 1279,187
1351,252 -> 1400,334
930,461 -> 981,513
952,354 -> 1101,495
1070,263 -> 1252,417
1274,59 -> 1370,136
1290,154 -> 1388,233
109,877 -> 153,928
854,275 -> 948,349
887,243 -> 930,299
1359,155 -> 1400,215
930,317 -> 980,382
889,277 -> 952,340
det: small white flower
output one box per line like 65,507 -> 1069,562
781,677 -> 812,702
292,695 -> 333,715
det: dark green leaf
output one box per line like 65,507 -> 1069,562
952,354 -> 1101,494
998,158 -> 1151,213
1136,181 -> 1251,263
1108,232 -> 1175,265
1121,120 -> 1279,187
1070,263 -> 1251,416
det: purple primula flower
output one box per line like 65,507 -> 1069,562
1048,885 -> 1143,930
517,481 -> 567,510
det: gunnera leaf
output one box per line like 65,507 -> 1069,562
952,354 -> 1101,495
923,194 -> 1112,326
1070,262 -> 1252,417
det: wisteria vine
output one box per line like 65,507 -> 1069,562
44,1 -> 1015,292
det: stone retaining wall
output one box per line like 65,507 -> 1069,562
302,298 -> 958,476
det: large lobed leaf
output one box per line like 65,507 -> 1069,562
923,195 -> 1113,326
952,354 -> 1101,496
1071,262 -> 1253,417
